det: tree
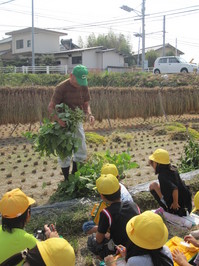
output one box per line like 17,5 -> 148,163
145,50 -> 158,67
84,30 -> 134,65
78,36 -> 84,48
166,51 -> 175,56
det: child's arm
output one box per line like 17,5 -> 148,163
170,188 -> 180,210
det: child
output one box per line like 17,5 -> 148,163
1,237 -> 75,266
0,188 -> 58,264
101,163 -> 133,203
104,211 -> 173,266
149,149 -> 192,217
87,174 -> 140,260
82,163 -> 134,234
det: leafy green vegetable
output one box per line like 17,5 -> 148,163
24,103 -> 84,160
179,138 -> 199,173
50,150 -> 139,202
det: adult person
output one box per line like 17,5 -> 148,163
48,64 -> 95,181
87,174 -> 140,260
104,211 -> 174,266
148,149 -> 192,216
1,237 -> 75,266
0,188 -> 58,264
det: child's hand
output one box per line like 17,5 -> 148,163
44,224 -> 59,239
104,255 -> 117,266
184,235 -> 199,247
172,249 -> 188,265
170,202 -> 180,210
116,245 -> 127,258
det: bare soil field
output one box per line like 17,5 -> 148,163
1,114 -> 199,205
1,114 -> 199,265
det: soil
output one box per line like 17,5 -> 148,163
1,114 -> 199,265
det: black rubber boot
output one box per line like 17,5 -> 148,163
61,167 -> 70,181
72,161 -> 77,175
150,189 -> 168,211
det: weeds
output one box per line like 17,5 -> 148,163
179,138 -> 199,173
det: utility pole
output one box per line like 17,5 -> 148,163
141,0 -> 145,71
32,0 -> 35,71
163,15 -> 166,56
175,38 -> 178,56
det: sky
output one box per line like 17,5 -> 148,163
0,0 -> 199,63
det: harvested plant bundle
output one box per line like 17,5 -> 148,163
24,103 -> 84,160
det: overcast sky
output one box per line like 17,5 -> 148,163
0,0 -> 199,62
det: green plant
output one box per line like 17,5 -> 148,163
50,150 -> 139,202
24,103 -> 84,160
179,138 -> 199,173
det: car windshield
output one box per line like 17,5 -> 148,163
178,57 -> 187,63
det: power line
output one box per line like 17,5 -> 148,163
0,0 -> 15,5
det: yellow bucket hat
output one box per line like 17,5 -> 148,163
192,191 -> 199,213
37,238 -> 75,266
96,174 -> 120,195
149,149 -> 170,165
101,163 -> 119,177
0,188 -> 35,218
126,211 -> 168,250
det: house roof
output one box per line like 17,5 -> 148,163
60,39 -> 80,50
134,43 -> 184,55
55,46 -> 124,56
6,27 -> 67,36
54,46 -> 104,54
0,37 -> 12,44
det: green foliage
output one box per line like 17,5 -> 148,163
165,122 -> 199,140
24,104 -> 84,160
50,150 -> 139,202
85,30 -> 132,55
179,138 -> 199,173
85,132 -> 106,144
145,50 -> 158,67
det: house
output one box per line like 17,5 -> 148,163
133,43 -> 184,58
144,43 -> 184,57
4,27 -> 67,55
0,27 -> 126,72
0,37 -> 12,60
55,46 -> 125,72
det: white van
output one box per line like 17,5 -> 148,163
153,56 -> 198,74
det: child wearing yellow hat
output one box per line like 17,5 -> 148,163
148,149 -> 192,217
82,163 -> 134,234
0,188 -> 58,264
1,237 -> 75,266
104,211 -> 173,266
87,174 -> 140,260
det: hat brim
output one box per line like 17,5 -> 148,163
27,196 -> 36,206
76,77 -> 88,86
192,207 -> 197,213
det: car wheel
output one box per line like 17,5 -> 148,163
154,69 -> 160,74
180,68 -> 188,73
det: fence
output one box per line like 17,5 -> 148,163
0,65 -> 153,74
0,65 -> 68,74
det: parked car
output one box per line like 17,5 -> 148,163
153,56 -> 198,74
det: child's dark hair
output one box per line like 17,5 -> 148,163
102,188 -> 121,201
2,206 -> 31,233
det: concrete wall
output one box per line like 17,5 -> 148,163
11,31 -> 61,54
